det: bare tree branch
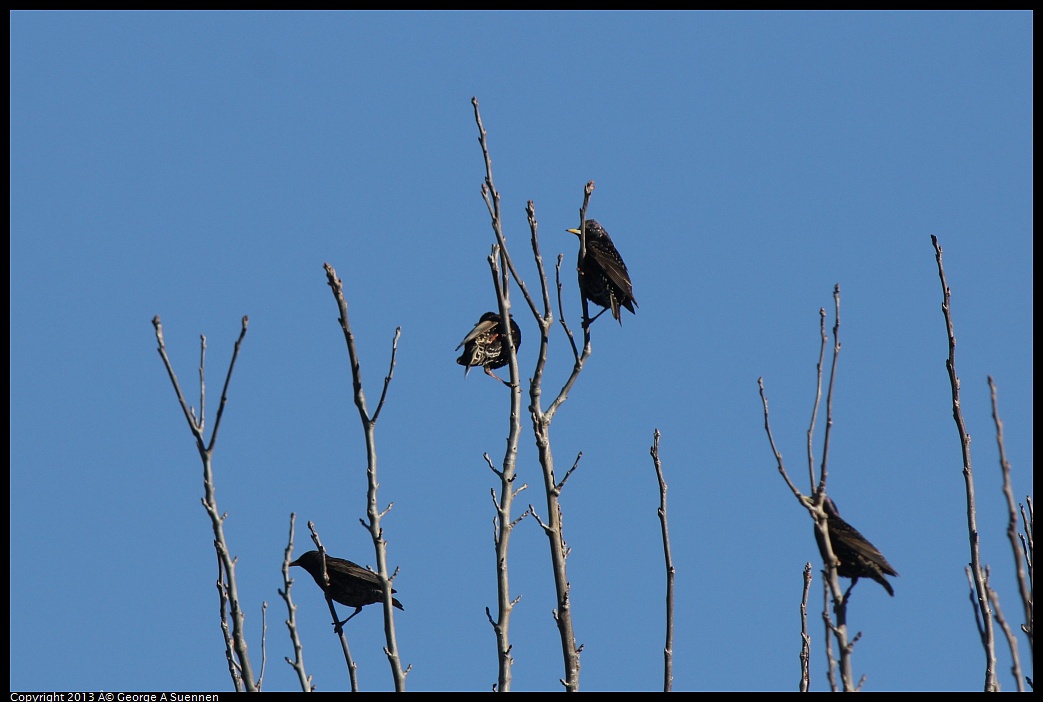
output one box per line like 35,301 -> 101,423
152,315 -> 257,692
216,550 -> 243,692
650,429 -> 674,692
985,568 -> 1025,692
988,377 -> 1033,656
931,235 -> 998,691
470,97 -> 529,692
806,308 -> 828,492
303,523 -> 358,691
279,513 -> 313,692
816,286 -> 841,496
471,97 -> 587,691
257,601 -> 268,691
322,264 -> 407,691
800,563 -> 812,692
759,288 -> 867,691
471,97 -> 540,322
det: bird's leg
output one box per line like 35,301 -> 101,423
582,308 -> 609,328
333,606 -> 364,633
841,578 -> 859,606
483,366 -> 512,387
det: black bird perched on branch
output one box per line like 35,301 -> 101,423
806,495 -> 898,597
455,311 -> 521,382
566,219 -> 638,325
291,550 -> 403,625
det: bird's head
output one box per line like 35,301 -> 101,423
566,219 -> 606,240
290,550 -> 324,574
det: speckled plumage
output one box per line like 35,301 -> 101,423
566,220 -> 637,324
455,312 -> 521,378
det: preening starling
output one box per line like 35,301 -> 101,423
807,496 -> 898,597
291,550 -> 403,624
455,311 -> 521,381
566,219 -> 637,325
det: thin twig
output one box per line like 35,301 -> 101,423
759,289 -> 856,691
988,377 -> 1033,654
932,235 -> 997,691
471,97 -> 540,322
257,601 -> 267,691
574,182 -> 595,333
471,99 -> 585,690
484,242 -> 525,692
280,514 -> 313,691
650,429 -> 674,692
152,315 -> 257,692
800,563 -> 812,692
305,522 -> 359,691
216,552 -> 243,692
816,285 -> 841,495
986,569 -> 1024,692
322,264 -> 406,691
470,98 -> 529,692
806,308 -> 827,492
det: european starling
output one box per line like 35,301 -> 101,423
566,219 -> 638,325
455,311 -> 521,381
806,496 -> 898,597
291,550 -> 404,625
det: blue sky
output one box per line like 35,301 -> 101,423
10,11 -> 1032,692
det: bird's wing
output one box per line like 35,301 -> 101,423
833,522 -> 899,576
328,556 -> 385,585
455,318 -> 499,350
588,246 -> 636,300
331,557 -> 402,596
